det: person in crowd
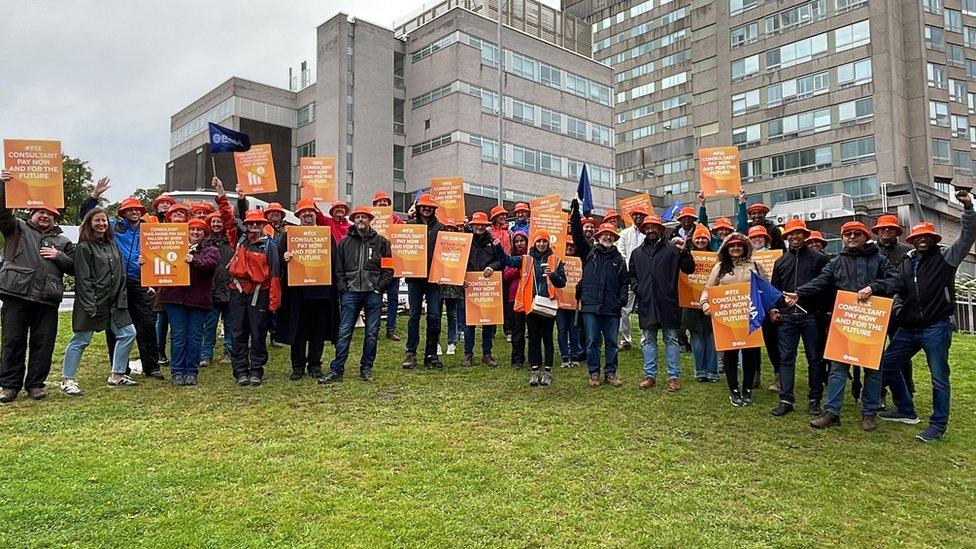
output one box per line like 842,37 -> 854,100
510,202 -> 530,234
460,212 -> 504,367
669,206 -> 700,243
807,231 -> 828,254
785,221 -> 901,430
769,219 -> 831,417
278,198 -> 339,381
191,202 -> 214,220
201,204 -> 234,366
616,205 -> 649,351
746,202 -> 785,251
316,201 -> 352,243
439,218 -> 464,358
555,239 -> 582,368
748,224 -> 780,391
80,178 -> 165,380
698,189 -> 749,250
372,192 -> 406,342
603,209 -> 621,228
489,205 -> 512,254
504,231 -> 529,369
59,207 -> 137,395
513,230 -> 567,386
748,225 -> 771,250
684,224 -> 719,383
701,233 -> 767,406
872,214 -> 915,396
403,194 -> 447,369
263,202 -> 287,241
153,218 -> 219,386
152,194 -> 176,222
582,216 -> 598,245
630,214 -> 695,392
321,207 -> 394,383
217,179 -> 282,386
165,202 -> 189,223
571,199 -> 629,387
877,192 -> 975,441
155,201 -> 191,366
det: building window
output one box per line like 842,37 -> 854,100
730,0 -> 759,16
512,100 -> 534,124
924,0 -> 943,14
567,117 -> 586,139
411,33 -> 458,63
297,103 -> 316,127
591,125 -> 611,146
297,140 -> 315,158
837,58 -> 872,87
541,109 -> 561,132
951,79 -> 968,102
933,138 -> 952,163
765,0 -> 827,36
767,107 -> 830,140
953,114 -> 970,137
965,26 -> 976,48
412,83 -> 454,109
833,20 -> 870,52
765,32 -> 828,70
770,146 -> 832,176
730,21 -> 759,48
539,153 -> 562,176
840,137 -> 875,164
512,146 -> 537,170
945,9 -> 963,33
965,0 -> 976,15
540,63 -> 562,88
842,176 -> 878,197
953,149 -> 973,173
969,92 -> 976,114
511,53 -> 538,80
929,100 -> 950,126
731,55 -> 759,81
949,44 -> 966,67
928,63 -> 948,89
838,97 -> 874,123
411,132 -> 454,156
740,159 -> 763,182
732,90 -> 760,115
732,124 -> 761,146
926,25 -> 946,50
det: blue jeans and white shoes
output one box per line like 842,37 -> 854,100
62,320 -> 138,395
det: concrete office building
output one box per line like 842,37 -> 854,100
167,0 -> 615,216
566,0 -> 976,268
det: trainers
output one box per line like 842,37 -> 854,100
106,376 -> 138,388
540,371 -> 552,386
446,343 -> 457,355
26,387 -> 47,400
437,344 -> 443,356
0,388 -> 17,403
236,376 -> 250,386
771,401 -> 794,417
768,374 -> 780,393
199,359 -> 210,368
172,374 -> 186,386
810,412 -> 841,429
158,357 -> 169,367
61,379 -> 83,397
879,410 -> 921,424
482,355 -> 497,368
695,376 -> 708,383
529,370 -> 540,386
360,369 -> 374,382
319,371 -> 343,384
184,375 -> 198,386
808,400 -> 822,416
506,334 -> 512,342
402,353 -> 417,369
560,357 -> 570,368
220,356 -> 232,365
666,378 -> 681,392
461,355 -> 473,367
386,331 -> 401,341
916,425 -> 945,442
588,373 -> 601,387
619,341 -> 632,351
144,370 -> 165,380
248,375 -> 262,386
860,415 -> 878,431
729,390 -> 744,407
639,377 -> 656,390
605,374 -> 623,388
289,372 -> 304,381
570,358 -> 580,368
741,391 -> 754,406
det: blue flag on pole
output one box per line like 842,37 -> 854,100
576,165 -> 594,215
661,199 -> 682,222
208,123 -> 251,153
749,270 -> 783,333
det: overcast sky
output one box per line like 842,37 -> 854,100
1,0 -> 561,202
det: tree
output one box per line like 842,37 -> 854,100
60,154 -> 95,225
105,182 -> 165,215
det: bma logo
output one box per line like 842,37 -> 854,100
213,134 -> 244,147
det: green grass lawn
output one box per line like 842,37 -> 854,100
1,314 -> 975,547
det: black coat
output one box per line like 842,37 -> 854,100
628,237 -> 695,329
274,236 -> 338,346
771,245 -> 831,313
796,242 -> 900,297
408,215 -> 446,279
335,228 -> 393,294
878,240 -> 912,267
466,231 -> 504,272
578,244 -> 629,316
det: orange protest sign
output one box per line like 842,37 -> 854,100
708,281 -> 764,351
752,249 -> 783,278
140,223 -> 190,287
299,156 -> 336,202
678,251 -> 718,308
388,224 -> 428,277
366,206 -> 393,238
3,140 -> 64,209
556,256 -> 582,310
699,146 -> 742,198
464,271 -> 503,325
286,226 -> 332,286
234,144 -> 277,195
430,177 -> 465,224
529,194 -> 562,213
528,210 -> 568,257
428,231 -> 472,285
823,291 -> 893,370
619,193 -> 653,227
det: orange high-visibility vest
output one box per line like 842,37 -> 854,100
514,254 -> 560,313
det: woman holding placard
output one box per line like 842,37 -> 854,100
683,225 -> 720,383
513,231 -> 567,387
504,232 -> 529,369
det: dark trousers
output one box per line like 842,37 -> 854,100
406,280 -> 442,360
385,277 -> 400,333
0,296 -> 58,391
526,313 -> 556,369
290,298 -> 331,376
228,290 -> 271,380
723,348 -> 761,393
761,318 -> 781,376
777,311 -> 826,404
156,309 -> 169,359
108,281 -> 160,373
510,310 -> 526,366
503,299 -> 514,335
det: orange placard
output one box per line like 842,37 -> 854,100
678,251 -> 718,308
234,144 -> 277,195
299,156 -> 336,202
752,249 -> 783,278
528,210 -> 568,257
428,231 -> 472,285
708,281 -> 764,351
367,206 -> 393,239
556,256 -> 582,310
389,224 -> 428,277
529,194 -> 562,213
699,146 -> 742,198
464,271 -> 503,325
140,223 -> 190,287
823,291 -> 893,370
430,177 -> 465,224
619,193 -> 653,227
3,140 -> 64,209
286,226 -> 332,286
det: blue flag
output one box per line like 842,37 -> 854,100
749,270 -> 783,333
661,199 -> 682,222
576,165 -> 594,215
208,123 -> 251,153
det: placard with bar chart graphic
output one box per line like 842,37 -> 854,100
234,143 -> 277,195
140,223 -> 190,287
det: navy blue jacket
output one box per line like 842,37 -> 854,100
578,243 -> 629,316
796,242 -> 900,297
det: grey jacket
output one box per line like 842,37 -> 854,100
0,190 -> 74,306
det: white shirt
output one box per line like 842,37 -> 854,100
617,225 -> 644,267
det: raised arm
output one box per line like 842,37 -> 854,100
944,192 -> 976,267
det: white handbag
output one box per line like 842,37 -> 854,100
531,295 -> 559,318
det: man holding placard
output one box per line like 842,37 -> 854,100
460,212 -> 505,367
403,194 -> 448,369
322,207 -> 393,383
373,192 -> 406,342
785,221 -> 900,431
878,191 -> 976,442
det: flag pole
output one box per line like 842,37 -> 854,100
211,155 -> 217,180
496,0 -> 505,207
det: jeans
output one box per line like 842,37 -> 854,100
406,280 -> 442,359
619,289 -> 636,345
824,361 -> 881,417
201,302 -> 232,360
582,313 -> 619,376
0,297 -> 59,391
330,291 -> 382,376
641,326 -> 680,380
165,304 -> 206,377
880,319 -> 953,431
686,312 -> 718,380
444,298 -> 461,345
464,324 -> 496,356
777,311 -> 826,404
62,320 -> 136,379
526,313 -> 556,368
156,309 -> 169,359
555,309 -> 581,359
385,277 -> 400,332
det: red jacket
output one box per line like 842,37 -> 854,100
503,264 -> 520,303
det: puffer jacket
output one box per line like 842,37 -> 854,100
578,243 -> 629,316
700,234 -> 767,314
796,242 -> 900,297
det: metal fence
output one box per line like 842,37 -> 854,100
956,290 -> 976,333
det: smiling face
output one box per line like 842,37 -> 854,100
693,236 -> 710,250
749,210 -> 766,224
877,227 -> 899,246
842,230 -> 867,250
727,242 -> 745,258
911,234 -> 936,253
245,221 -> 264,239
751,236 -> 768,249
352,213 -> 371,231
31,209 -> 55,229
787,231 -> 806,249
643,223 -> 662,241
513,236 -> 528,254
168,211 -> 188,223
631,213 -> 647,228
808,240 -> 825,252
534,238 -> 550,253
122,208 -> 142,224
418,205 -> 435,220
188,226 -> 206,244
209,216 -> 224,234
583,225 -> 596,239
266,211 -> 283,226
90,212 -> 108,237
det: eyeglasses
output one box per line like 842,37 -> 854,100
842,231 -> 864,238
